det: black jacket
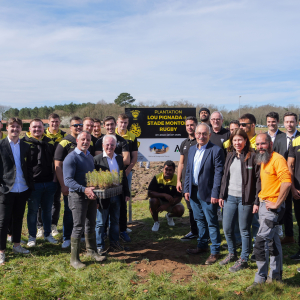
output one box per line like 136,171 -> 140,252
0,137 -> 34,194
219,151 -> 260,206
273,130 -> 300,160
93,153 -> 130,201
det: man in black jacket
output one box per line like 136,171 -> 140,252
94,135 -> 130,254
0,118 -> 34,264
23,118 -> 58,247
274,112 -> 300,245
37,113 -> 67,238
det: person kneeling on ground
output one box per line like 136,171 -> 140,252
63,131 -> 106,269
148,160 -> 184,232
94,135 -> 130,254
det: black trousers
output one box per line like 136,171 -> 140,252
0,189 -> 31,250
68,192 -> 97,239
37,184 -> 61,227
279,191 -> 294,237
293,198 -> 300,247
119,197 -> 127,232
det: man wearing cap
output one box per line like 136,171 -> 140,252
199,108 -> 211,125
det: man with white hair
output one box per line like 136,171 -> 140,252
184,123 -> 225,265
209,111 -> 230,152
94,135 -> 130,254
64,130 -> 106,269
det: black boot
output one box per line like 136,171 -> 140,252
70,237 -> 86,269
85,233 -> 106,262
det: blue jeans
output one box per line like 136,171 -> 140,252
63,195 -> 73,241
223,195 -> 253,261
27,182 -> 57,238
190,187 -> 221,254
96,195 -> 121,249
233,212 -> 259,247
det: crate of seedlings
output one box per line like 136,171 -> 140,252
86,169 -> 123,199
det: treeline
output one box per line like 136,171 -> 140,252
3,100 -> 300,126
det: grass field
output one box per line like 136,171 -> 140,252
0,198 -> 300,300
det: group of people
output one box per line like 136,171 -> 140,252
0,113 -> 137,269
0,108 -> 300,289
147,108 -> 300,290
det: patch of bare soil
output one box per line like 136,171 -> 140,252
109,239 -> 205,283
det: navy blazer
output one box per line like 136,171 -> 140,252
183,141 -> 225,202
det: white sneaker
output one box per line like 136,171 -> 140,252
126,228 -> 132,233
62,239 -> 71,248
44,235 -> 58,244
152,221 -> 160,232
51,225 -> 59,236
13,245 -> 30,255
276,225 -> 284,237
0,253 -> 5,264
36,227 -> 44,238
27,236 -> 36,247
165,213 -> 175,226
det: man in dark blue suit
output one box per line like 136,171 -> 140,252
184,122 -> 225,265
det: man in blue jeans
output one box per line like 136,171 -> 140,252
23,118 -> 58,247
54,116 -> 83,248
94,135 -> 130,254
184,123 -> 225,265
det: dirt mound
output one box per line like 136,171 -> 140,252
109,239 -> 204,283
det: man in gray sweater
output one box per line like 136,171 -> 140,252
63,130 -> 106,269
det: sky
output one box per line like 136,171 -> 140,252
0,0 -> 300,110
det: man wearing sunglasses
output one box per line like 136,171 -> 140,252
54,116 -> 83,249
239,113 -> 257,150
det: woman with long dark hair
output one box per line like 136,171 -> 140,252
219,128 -> 260,272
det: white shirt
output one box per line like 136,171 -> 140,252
103,151 -> 119,173
268,129 -> 279,143
192,143 -> 207,186
286,130 -> 298,149
7,137 -> 28,193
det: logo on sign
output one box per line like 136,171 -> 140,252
131,110 -> 140,120
149,143 -> 169,154
130,123 -> 142,137
174,145 -> 180,152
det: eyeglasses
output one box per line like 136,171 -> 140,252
71,124 -> 83,128
195,132 -> 208,136
210,118 -> 221,122
240,123 -> 252,127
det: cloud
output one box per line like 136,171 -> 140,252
0,0 -> 300,109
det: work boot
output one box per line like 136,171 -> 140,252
70,237 -> 86,269
85,233 -> 106,262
